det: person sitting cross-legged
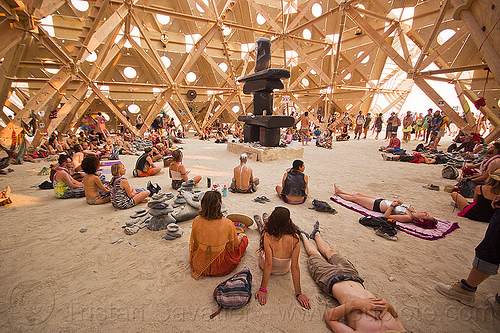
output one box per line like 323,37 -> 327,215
229,153 -> 259,193
298,222 -> 406,332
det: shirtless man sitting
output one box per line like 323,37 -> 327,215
229,154 -> 259,193
298,222 -> 406,333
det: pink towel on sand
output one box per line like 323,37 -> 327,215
330,196 -> 459,240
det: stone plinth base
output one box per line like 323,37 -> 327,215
227,142 -> 303,162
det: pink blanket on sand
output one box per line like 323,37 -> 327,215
330,196 -> 459,240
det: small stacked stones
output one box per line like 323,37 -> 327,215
179,179 -> 195,192
147,201 -> 175,231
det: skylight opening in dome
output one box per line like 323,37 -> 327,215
71,0 -> 89,12
222,25 -> 232,36
357,52 -> 370,64
128,104 -> 140,113
44,61 -> 59,74
437,29 -> 456,45
123,67 -> 137,79
312,3 -> 322,17
257,14 -> 266,25
85,51 -> 97,62
157,14 -> 170,25
240,43 -> 253,59
160,56 -> 171,68
185,34 -> 201,52
40,16 -> 55,37
232,105 -> 240,113
219,62 -> 228,72
286,50 -> 298,66
303,29 -> 311,39
186,72 -> 197,83
302,78 -> 309,86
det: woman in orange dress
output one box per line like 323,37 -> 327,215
189,191 -> 248,279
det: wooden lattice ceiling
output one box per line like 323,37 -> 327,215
0,0 -> 499,145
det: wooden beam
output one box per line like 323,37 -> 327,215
129,10 -> 174,85
460,83 -> 500,127
453,80 -> 477,129
247,0 -> 283,33
66,93 -> 96,134
412,76 -> 467,129
12,67 -> 73,123
174,25 -> 220,84
419,64 -> 488,76
285,38 -> 330,83
138,89 -> 173,136
451,0 -> 500,87
87,82 -> 138,135
79,1 -> 131,64
0,20 -> 24,59
46,83 -> 88,135
203,91 -> 238,130
413,0 -> 449,70
416,28 -> 468,71
347,7 -> 412,72
0,41 -> 25,112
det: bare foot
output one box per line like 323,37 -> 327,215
333,183 -> 341,196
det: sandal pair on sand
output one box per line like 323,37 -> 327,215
253,196 -> 271,203
423,184 -> 440,191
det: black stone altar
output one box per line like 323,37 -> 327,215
237,38 -> 294,147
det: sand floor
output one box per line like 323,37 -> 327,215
0,135 -> 498,332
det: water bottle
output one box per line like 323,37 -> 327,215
222,185 -> 227,197
207,177 -> 211,188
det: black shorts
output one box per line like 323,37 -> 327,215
373,198 -> 384,213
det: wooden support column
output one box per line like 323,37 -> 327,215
203,91 -> 238,130
413,0 -> 449,70
87,82 -> 138,135
460,84 -> 500,127
138,90 -> 173,136
79,1 -> 131,64
12,67 -> 73,122
32,89 -> 67,147
46,83 -> 89,135
453,81 -> 477,129
451,0 -> 500,87
484,126 -> 500,144
67,93 -> 96,134
412,76 -> 467,129
0,20 -> 24,59
0,40 -> 26,111
201,94 -> 216,129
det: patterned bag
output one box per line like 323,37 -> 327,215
210,267 -> 252,319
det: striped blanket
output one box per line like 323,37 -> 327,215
330,196 -> 459,240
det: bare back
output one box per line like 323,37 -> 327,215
233,164 -> 252,191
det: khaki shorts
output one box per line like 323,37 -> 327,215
307,253 -> 364,296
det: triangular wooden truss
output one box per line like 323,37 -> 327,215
0,0 -> 499,143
